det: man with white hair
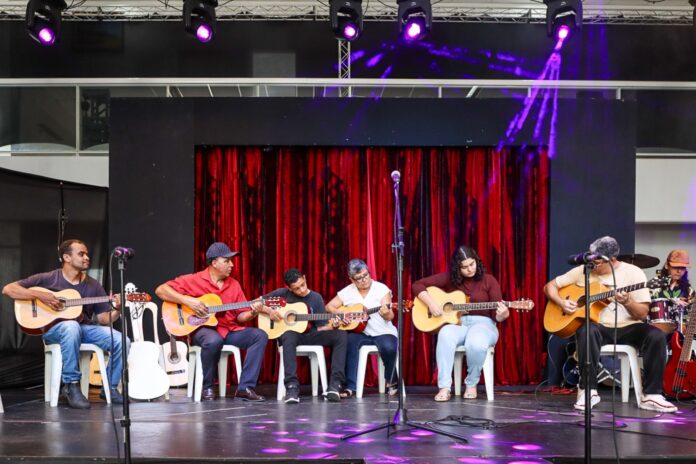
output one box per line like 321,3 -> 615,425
544,236 -> 677,413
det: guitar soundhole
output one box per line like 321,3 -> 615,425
187,315 -> 207,326
285,311 -> 296,326
169,353 -> 180,363
443,303 -> 454,313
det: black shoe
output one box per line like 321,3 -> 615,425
201,387 -> 216,401
284,385 -> 300,404
99,388 -> 124,404
235,387 -> 265,402
325,384 -> 341,402
62,382 -> 90,409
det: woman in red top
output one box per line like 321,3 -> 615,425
412,246 -> 509,401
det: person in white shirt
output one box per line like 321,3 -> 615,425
544,236 -> 677,413
326,259 -> 398,398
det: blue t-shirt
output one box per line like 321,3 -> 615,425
18,268 -> 110,322
266,288 -> 328,330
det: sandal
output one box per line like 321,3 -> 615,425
340,389 -> 354,399
463,387 -> 478,399
434,389 -> 451,402
386,383 -> 398,396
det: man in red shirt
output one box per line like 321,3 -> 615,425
156,242 -> 268,401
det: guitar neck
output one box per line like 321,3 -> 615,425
452,301 -> 507,312
206,300 -> 257,314
62,295 -> 112,307
588,282 -> 647,303
680,313 -> 696,362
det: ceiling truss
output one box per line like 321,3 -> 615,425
0,1 -> 693,25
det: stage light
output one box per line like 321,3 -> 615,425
25,0 -> 67,46
330,0 -> 363,41
397,0 -> 432,41
184,0 -> 217,43
544,0 -> 582,39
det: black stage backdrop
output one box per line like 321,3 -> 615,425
108,97 -> 636,383
0,169 -> 108,388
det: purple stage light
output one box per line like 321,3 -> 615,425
405,21 -> 423,40
37,27 -> 56,46
342,22 -> 358,40
512,443 -> 543,451
556,25 -> 570,41
196,24 -> 213,43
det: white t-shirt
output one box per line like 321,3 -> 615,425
555,262 -> 650,328
337,280 -> 398,337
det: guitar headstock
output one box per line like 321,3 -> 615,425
126,292 -> 151,303
509,298 -> 534,312
647,276 -> 671,290
265,297 -> 286,308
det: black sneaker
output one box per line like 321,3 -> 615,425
284,385 -> 300,404
324,384 -> 341,402
62,382 -> 90,409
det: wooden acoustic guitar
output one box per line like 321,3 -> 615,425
14,287 -> 150,335
161,294 -> 285,337
162,334 -> 189,387
412,286 -> 534,333
257,301 -> 412,339
543,278 -> 668,338
663,301 -> 696,399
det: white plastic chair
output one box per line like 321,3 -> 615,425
218,345 -> 243,398
355,345 -> 401,398
129,301 -> 170,400
276,345 -> 328,401
453,345 -> 495,401
599,344 -> 643,403
44,342 -> 110,407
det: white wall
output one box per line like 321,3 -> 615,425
636,156 -> 696,224
0,156 -> 108,187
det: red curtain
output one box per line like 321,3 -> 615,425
195,146 -> 548,386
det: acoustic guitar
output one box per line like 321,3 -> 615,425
162,334 -> 189,387
337,300 -> 413,333
161,294 -> 285,337
14,287 -> 150,335
257,301 -> 412,339
412,287 -> 534,333
543,278 -> 668,338
663,303 -> 696,399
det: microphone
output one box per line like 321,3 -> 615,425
567,251 -> 608,265
391,170 -> 400,184
113,246 -> 135,259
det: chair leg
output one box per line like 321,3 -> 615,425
233,350 -> 242,389
378,354 -> 386,394
627,352 -> 643,404
187,351 -> 196,398
310,354 -> 319,396
219,353 -> 229,398
619,354 -> 630,403
317,353 -> 328,395
453,352 -> 464,396
95,351 -> 110,404
277,353 -> 286,401
483,349 -> 494,402
44,351 -> 52,403
48,349 -> 62,407
79,352 -> 91,399
194,351 -> 203,403
356,350 -> 369,399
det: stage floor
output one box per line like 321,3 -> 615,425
1,384 -> 695,463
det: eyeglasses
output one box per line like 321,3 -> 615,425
670,266 -> 687,272
352,272 -> 370,282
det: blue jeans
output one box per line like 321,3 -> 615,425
436,316 -> 498,389
345,333 -> 398,391
43,320 -> 130,388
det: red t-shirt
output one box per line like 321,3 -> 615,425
166,269 -> 249,338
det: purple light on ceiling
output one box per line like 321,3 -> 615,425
395,436 -> 419,441
260,448 -> 287,454
195,24 -> 213,43
512,444 -> 543,451
298,453 -> 338,459
405,21 -> 423,40
346,437 -> 374,444
411,430 -> 434,436
37,27 -> 56,46
557,25 -> 570,41
471,433 -> 496,439
272,431 -> 289,435
366,53 -> 384,68
342,23 -> 358,40
276,438 -> 299,443
450,444 -> 477,450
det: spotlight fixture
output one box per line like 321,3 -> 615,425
397,0 -> 432,41
330,0 -> 363,41
544,0 -> 582,40
25,0 -> 67,46
183,0 -> 218,43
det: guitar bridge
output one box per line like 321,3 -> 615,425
32,300 -> 38,318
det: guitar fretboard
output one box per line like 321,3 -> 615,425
206,300 -> 257,314
452,301 -> 511,312
588,283 -> 648,304
62,296 -> 112,307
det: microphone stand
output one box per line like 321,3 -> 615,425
117,256 -> 132,464
581,261 -> 595,464
341,175 -> 468,442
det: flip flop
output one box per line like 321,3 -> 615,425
340,389 -> 354,399
463,388 -> 477,399
434,389 -> 451,402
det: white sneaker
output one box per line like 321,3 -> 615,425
639,394 -> 677,413
574,389 -> 600,411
